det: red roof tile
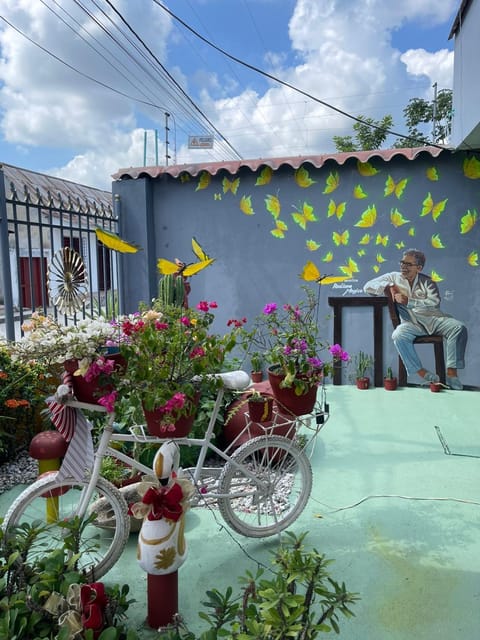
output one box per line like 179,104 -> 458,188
112,146 -> 448,181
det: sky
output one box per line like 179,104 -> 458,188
0,0 -> 460,191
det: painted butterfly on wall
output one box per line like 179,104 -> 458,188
157,237 -> 215,277
300,261 -> 350,284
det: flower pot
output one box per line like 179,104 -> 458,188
383,377 -> 398,391
64,353 -> 126,405
142,393 -> 200,437
356,377 -> 370,390
430,382 -> 442,393
267,366 -> 318,416
250,371 -> 263,383
248,395 -> 274,423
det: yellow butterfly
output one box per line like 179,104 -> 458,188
357,161 -> 379,177
372,265 -> 380,273
395,241 -> 405,249
323,171 -> 339,194
300,261 -> 349,284
292,202 -> 317,230
214,193 -> 222,200
265,194 -> 281,219
295,166 -> 316,188
240,195 -> 254,215
327,199 -> 346,220
196,171 -> 211,191
354,205 -> 377,228
431,234 -> 445,249
95,228 -> 141,253
460,209 -> 477,234
157,238 -> 215,277
339,257 -> 359,278
463,156 -> 480,179
467,251 -> 478,267
421,193 -> 447,221
408,227 -> 416,237
322,251 -> 333,263
384,175 -> 409,199
375,234 -> 389,247
358,234 -> 371,245
223,177 -> 240,194
426,167 -> 439,181
255,166 -> 273,186
306,239 -> 321,251
353,184 -> 368,199
332,230 -> 349,246
271,219 -> 288,239
376,253 -> 386,263
390,208 -> 409,228
430,270 -> 443,282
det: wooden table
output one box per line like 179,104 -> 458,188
327,296 -> 388,386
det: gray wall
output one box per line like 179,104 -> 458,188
113,149 -> 480,387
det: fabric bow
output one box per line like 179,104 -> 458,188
141,483 -> 184,521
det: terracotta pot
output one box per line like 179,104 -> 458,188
356,377 -> 370,390
248,395 -> 274,423
267,366 -> 318,416
142,393 -> 200,437
64,353 -> 126,405
430,382 -> 442,393
250,371 -> 263,383
384,377 -> 398,391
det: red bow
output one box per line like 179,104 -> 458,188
142,483 -> 184,521
80,582 -> 108,639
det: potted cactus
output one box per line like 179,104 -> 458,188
384,366 -> 398,391
250,352 -> 264,382
350,351 -> 374,389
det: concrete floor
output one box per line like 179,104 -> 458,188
2,384 -> 479,638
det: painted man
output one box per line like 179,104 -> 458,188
363,249 -> 467,389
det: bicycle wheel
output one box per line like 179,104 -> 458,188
217,435 -> 312,537
3,473 -> 130,581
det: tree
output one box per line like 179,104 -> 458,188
333,115 -> 394,152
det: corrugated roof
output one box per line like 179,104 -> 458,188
112,146 -> 448,181
1,162 -> 113,215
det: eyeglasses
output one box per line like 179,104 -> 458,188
399,260 -> 418,267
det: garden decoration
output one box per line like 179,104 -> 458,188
47,247 -> 89,315
130,440 -> 194,629
94,226 -> 141,253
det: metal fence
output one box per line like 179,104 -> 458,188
0,169 -> 119,341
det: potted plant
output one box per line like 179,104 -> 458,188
113,299 -> 237,436
384,366 -> 398,391
237,286 -> 349,415
246,389 -> 274,423
350,351 -> 374,389
250,352 -> 264,382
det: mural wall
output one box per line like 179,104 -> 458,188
113,148 -> 480,387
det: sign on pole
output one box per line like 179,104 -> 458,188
188,135 -> 214,149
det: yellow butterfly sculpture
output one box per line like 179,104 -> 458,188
157,237 -> 215,277
95,228 -> 141,253
300,261 -> 350,284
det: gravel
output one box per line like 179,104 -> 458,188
0,449 -> 38,495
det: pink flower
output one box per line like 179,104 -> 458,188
98,390 -> 117,413
180,316 -> 190,326
190,346 -> 205,359
209,301 -> 218,309
263,303 -> 277,315
196,301 -> 210,312
155,321 -> 169,330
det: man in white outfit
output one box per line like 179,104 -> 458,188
363,249 -> 467,389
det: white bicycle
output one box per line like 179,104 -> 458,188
3,371 -> 329,581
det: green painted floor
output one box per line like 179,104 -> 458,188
2,385 -> 479,638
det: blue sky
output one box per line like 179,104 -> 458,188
0,0 -> 459,190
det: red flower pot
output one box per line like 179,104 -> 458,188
267,367 -> 318,416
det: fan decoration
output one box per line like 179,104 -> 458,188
48,247 -> 89,314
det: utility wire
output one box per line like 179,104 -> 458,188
155,0 -> 447,150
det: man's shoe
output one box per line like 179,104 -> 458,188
446,376 -> 463,390
423,371 -> 439,383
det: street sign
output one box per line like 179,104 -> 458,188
188,135 -> 214,149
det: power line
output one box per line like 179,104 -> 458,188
155,0 -> 447,150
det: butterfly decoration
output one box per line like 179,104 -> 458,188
390,208 -> 409,228
271,219 -> 288,238
460,209 -> 477,234
339,257 -> 359,278
265,194 -> 281,218
430,270 -> 443,282
421,193 -> 448,221
332,230 -> 349,246
358,233 -> 371,245
306,239 -> 321,251
223,177 -> 240,194
95,227 -> 141,253
375,233 -> 389,247
353,184 -> 368,199
292,202 -> 317,230
426,167 -> 439,181
395,241 -> 405,249
463,156 -> 480,179
255,166 -> 273,186
196,171 -> 211,191
376,253 -> 386,263
467,251 -> 478,267
357,160 -> 379,177
384,175 -> 409,199
322,251 -> 333,263
354,205 -> 377,228
240,195 -> 254,215
295,166 -> 316,188
408,227 -> 416,237
431,234 -> 446,249
327,199 -> 346,220
157,238 -> 215,277
323,171 -> 340,194
300,261 -> 350,284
